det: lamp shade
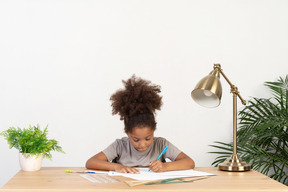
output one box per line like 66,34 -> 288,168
191,69 -> 222,108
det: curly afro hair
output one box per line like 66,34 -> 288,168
110,75 -> 163,133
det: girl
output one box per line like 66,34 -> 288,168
86,75 -> 195,173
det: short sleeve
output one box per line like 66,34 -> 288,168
155,137 -> 181,161
102,140 -> 120,162
165,140 -> 182,161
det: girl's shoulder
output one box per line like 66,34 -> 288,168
153,137 -> 169,145
153,137 -> 167,141
114,137 -> 129,144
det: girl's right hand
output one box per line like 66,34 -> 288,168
115,165 -> 140,174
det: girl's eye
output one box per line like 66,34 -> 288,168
146,138 -> 151,141
133,139 -> 139,142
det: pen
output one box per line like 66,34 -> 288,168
65,170 -> 108,174
156,145 -> 169,160
149,145 -> 169,171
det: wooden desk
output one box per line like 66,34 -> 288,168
1,167 -> 287,192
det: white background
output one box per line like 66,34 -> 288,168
1,0 -> 287,187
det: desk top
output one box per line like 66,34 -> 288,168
1,167 -> 288,192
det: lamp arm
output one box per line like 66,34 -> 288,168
214,64 -> 246,105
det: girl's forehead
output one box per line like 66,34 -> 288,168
129,127 -> 154,138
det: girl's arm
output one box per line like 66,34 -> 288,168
85,152 -> 139,173
149,152 -> 195,172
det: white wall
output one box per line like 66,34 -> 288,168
1,0 -> 288,187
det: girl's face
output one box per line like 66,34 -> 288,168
127,126 -> 154,152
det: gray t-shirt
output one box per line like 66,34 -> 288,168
102,137 -> 181,167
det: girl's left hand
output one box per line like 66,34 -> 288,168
149,160 -> 165,172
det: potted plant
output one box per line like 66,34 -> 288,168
0,124 -> 65,171
209,75 -> 288,185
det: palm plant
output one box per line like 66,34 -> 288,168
210,75 -> 288,185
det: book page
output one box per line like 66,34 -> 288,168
108,168 -> 215,181
80,174 -> 120,183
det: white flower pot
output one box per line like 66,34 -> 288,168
19,153 -> 43,171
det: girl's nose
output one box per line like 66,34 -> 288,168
138,141 -> 145,148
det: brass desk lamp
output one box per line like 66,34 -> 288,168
191,64 -> 251,171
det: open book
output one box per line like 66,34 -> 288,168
108,168 -> 215,186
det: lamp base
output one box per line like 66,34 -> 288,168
218,154 -> 251,172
